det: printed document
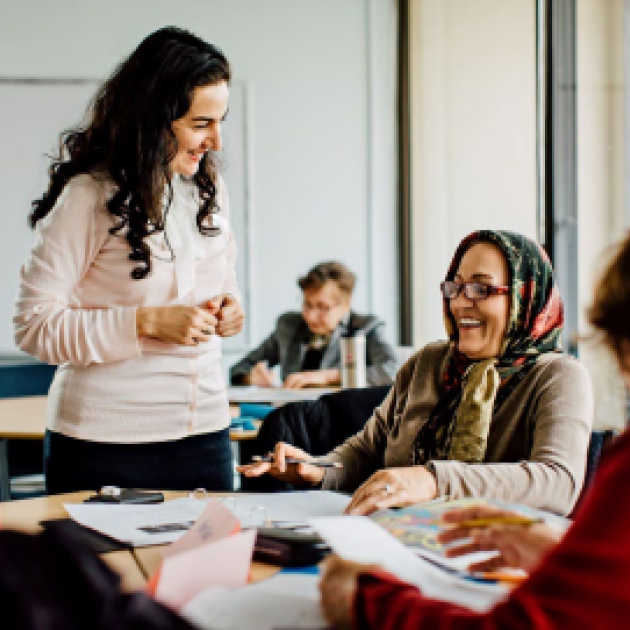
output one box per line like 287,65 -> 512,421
64,498 -> 207,546
311,516 -> 509,613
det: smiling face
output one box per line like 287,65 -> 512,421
449,242 -> 511,360
169,81 -> 229,177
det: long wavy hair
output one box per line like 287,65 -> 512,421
29,26 -> 231,279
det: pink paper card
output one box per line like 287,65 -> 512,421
156,529 -> 256,610
162,498 -> 241,559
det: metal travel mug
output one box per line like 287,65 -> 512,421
341,333 -> 367,388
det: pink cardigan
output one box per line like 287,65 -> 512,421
14,174 -> 240,443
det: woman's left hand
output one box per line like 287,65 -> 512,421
206,294 -> 244,338
319,555 -> 377,630
283,369 -> 340,389
344,466 -> 438,516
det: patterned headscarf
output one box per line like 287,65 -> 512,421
411,230 -> 564,466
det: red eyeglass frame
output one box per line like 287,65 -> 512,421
440,280 -> 510,301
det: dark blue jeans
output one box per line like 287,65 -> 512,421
44,429 -> 234,495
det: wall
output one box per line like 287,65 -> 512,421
408,0 -> 627,429
0,0 -> 399,375
577,0 -> 627,429
409,0 -> 537,346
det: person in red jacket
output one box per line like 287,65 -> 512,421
319,231 -> 630,630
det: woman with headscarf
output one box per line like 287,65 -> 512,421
239,230 -> 593,516
317,232 -> 630,630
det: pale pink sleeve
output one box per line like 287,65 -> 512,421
13,176 -> 141,366
218,176 -> 241,302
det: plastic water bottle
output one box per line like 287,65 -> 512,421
340,333 -> 367,388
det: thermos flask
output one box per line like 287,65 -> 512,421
340,333 -> 367,388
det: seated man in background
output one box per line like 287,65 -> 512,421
230,261 -> 399,389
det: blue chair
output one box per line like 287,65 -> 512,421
230,403 -> 274,432
0,357 -> 55,500
0,359 -> 56,399
571,429 -> 618,517
238,403 -> 274,420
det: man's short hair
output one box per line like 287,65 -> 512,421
298,261 -> 356,296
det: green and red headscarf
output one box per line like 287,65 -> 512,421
411,230 -> 564,465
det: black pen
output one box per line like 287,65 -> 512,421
251,455 -> 343,469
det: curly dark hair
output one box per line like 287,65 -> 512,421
589,232 -> 630,368
29,26 -> 231,280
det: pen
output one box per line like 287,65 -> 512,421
477,571 -> 528,585
430,516 -> 543,528
418,554 -> 498,585
251,455 -> 343,469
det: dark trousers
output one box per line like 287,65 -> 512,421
44,429 -> 234,495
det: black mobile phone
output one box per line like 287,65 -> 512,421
83,489 -> 165,504
254,527 -> 330,567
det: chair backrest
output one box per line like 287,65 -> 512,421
571,429 -> 618,517
242,386 -> 390,492
0,360 -> 56,399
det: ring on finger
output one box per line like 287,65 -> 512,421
202,328 -> 214,335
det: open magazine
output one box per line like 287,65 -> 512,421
369,497 -> 570,573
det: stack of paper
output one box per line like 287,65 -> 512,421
64,498 -> 208,547
311,516 -> 508,613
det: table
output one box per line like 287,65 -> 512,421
228,386 -> 336,405
0,490 -> 279,590
0,396 -> 258,502
0,490 -> 147,591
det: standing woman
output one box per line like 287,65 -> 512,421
14,27 -> 244,494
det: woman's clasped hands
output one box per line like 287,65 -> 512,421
136,293 -> 244,346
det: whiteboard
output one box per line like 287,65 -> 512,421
0,80 -> 249,354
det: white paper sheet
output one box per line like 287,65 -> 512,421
228,386 -> 335,405
216,491 -> 351,529
64,498 -> 207,547
156,530 -> 256,610
183,574 -> 329,630
311,516 -> 508,613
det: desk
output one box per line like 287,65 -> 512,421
0,490 -> 146,591
228,386 -> 336,405
0,490 -> 279,591
0,397 -> 258,502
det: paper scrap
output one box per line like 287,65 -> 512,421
156,529 -> 256,610
162,498 -> 240,558
311,516 -> 508,613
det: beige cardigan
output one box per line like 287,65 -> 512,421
321,341 -> 594,515
14,174 -> 239,443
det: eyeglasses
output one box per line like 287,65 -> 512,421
302,301 -> 341,315
440,281 -> 509,301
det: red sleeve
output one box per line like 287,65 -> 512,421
355,429 -> 630,630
